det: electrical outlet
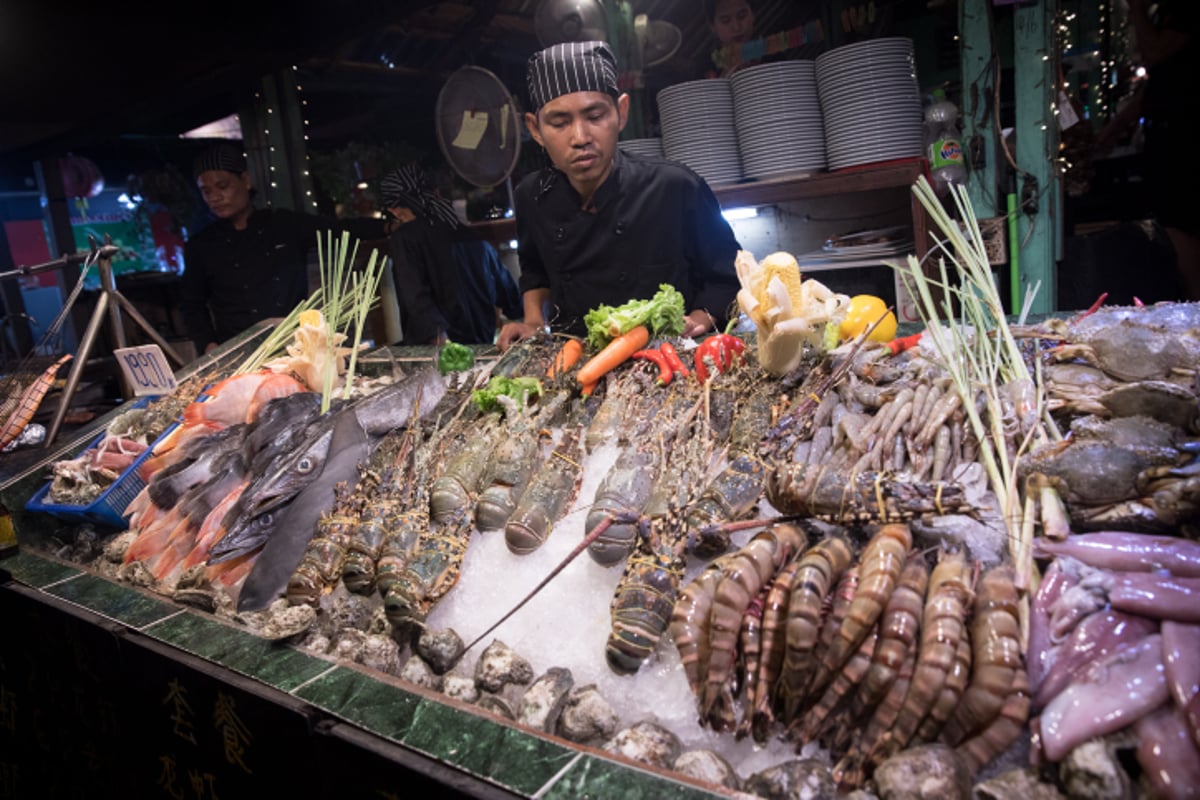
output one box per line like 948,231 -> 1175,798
1021,174 -> 1039,215
968,134 -> 986,170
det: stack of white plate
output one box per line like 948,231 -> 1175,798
731,60 -> 826,180
657,79 -> 744,186
618,138 -> 665,159
815,37 -> 924,170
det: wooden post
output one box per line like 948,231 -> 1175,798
1013,0 -> 1060,313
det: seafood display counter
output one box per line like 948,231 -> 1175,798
3,296 -> 1200,800
0,335 -> 738,800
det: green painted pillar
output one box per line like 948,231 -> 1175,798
239,71 -> 315,213
1013,0 -> 1060,313
960,0 -> 1000,219
276,67 -> 319,213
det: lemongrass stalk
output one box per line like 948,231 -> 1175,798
342,249 -> 385,399
899,179 -> 1037,541
235,294 -> 321,375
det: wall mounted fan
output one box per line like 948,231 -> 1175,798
534,0 -> 608,47
634,14 -> 683,68
434,66 -> 521,189
533,0 -> 683,67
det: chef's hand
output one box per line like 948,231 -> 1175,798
498,320 -> 542,351
683,309 -> 716,338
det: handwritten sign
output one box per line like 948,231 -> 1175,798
114,345 -> 177,395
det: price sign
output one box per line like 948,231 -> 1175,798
114,345 -> 177,396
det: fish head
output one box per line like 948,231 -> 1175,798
208,508 -> 276,565
241,424 -> 335,516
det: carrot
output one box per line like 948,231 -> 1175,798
576,325 -> 650,387
580,380 -> 599,399
547,337 -> 584,379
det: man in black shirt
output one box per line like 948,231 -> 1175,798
382,164 -> 522,345
497,41 -> 741,349
181,142 -> 391,354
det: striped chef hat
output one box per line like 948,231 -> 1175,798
379,164 -> 460,228
192,142 -> 247,179
526,41 -> 620,111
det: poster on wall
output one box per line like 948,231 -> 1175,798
70,209 -> 183,289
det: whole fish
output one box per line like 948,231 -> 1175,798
238,371 -> 440,519
241,391 -> 322,466
147,423 -> 249,510
232,367 -> 447,611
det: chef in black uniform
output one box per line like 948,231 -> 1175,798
497,41 -> 741,350
381,163 -> 522,345
181,142 -> 391,354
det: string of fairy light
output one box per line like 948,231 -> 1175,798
1053,7 -> 1077,177
295,65 -> 318,211
251,65 -> 319,210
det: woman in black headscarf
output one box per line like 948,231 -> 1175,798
381,164 -> 522,345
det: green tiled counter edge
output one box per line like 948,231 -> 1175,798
0,549 -> 739,799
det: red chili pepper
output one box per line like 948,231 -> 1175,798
883,332 -> 923,355
632,348 -> 673,385
658,342 -> 690,379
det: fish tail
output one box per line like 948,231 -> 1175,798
182,484 -> 247,571
149,518 -> 198,582
123,485 -> 153,524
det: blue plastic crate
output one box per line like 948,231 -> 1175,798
26,398 -> 176,529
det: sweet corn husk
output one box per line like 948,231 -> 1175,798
734,249 -> 851,375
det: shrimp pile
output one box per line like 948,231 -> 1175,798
669,520 -> 1029,790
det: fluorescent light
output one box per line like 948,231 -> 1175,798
508,239 -> 518,249
722,206 -> 758,221
179,113 -> 243,140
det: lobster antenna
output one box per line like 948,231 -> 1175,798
455,513 -> 625,662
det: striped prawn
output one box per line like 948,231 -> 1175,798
811,554 -> 931,748
834,638 -> 918,790
774,534 -> 854,728
875,547 -> 975,760
854,555 -> 929,713
702,522 -> 810,731
739,555 -> 804,743
941,563 -> 1026,748
807,523 -> 912,701
794,618 -> 879,747
669,555 -> 734,699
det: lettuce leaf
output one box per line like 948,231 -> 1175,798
583,283 -> 686,349
471,376 -> 542,415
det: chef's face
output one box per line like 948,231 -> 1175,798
711,0 -> 755,45
527,91 -> 629,196
197,169 -> 253,223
